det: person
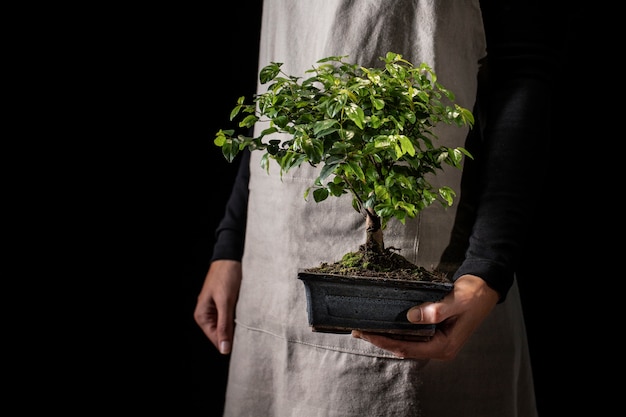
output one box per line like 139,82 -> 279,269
195,1 -> 551,415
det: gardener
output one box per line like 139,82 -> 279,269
195,1 -> 552,415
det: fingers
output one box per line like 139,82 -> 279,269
352,329 -> 451,361
193,298 -> 220,348
406,306 -> 422,322
219,340 -> 232,355
215,302 -> 236,355
194,260 -> 242,355
406,302 -> 446,325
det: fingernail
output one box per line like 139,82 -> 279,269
407,308 -> 422,322
219,340 -> 231,354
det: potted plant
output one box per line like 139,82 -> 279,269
214,52 -> 474,340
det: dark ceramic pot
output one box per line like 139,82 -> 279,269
298,271 -> 453,341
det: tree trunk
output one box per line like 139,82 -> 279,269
365,208 -> 384,253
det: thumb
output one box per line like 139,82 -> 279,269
407,302 -> 441,324
407,306 -> 423,323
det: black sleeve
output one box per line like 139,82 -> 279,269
450,0 -> 552,301
210,149 -> 250,262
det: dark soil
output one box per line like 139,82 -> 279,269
304,243 -> 451,283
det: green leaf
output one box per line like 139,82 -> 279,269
346,160 -> 365,182
302,136 -> 324,163
371,97 -> 385,110
229,105 -> 242,120
397,135 -> 415,157
220,141 -> 239,163
214,130 -> 227,147
328,181 -> 346,197
240,114 -> 258,128
345,104 -> 365,129
439,186 -> 456,206
313,119 -> 338,137
319,160 -> 339,182
273,115 -> 289,128
313,187 -> 329,202
260,62 -> 282,84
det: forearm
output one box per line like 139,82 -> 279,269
454,2 -> 552,301
211,149 -> 250,262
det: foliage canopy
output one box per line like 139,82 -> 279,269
215,52 -> 474,230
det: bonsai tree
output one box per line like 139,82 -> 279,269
215,52 -> 474,279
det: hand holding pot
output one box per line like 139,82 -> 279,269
351,275 -> 499,360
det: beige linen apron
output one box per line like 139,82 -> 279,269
224,1 -> 537,416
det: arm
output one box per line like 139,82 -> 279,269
452,0 -> 552,302
194,149 -> 250,354
353,0 -> 552,359
211,148 -> 250,262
